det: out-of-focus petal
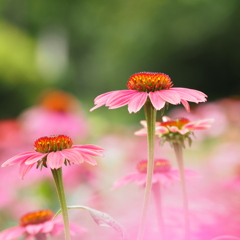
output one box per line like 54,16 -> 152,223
25,224 -> 43,235
0,227 -> 25,240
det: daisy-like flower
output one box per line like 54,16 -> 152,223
0,209 -> 85,240
1,135 -> 104,179
135,116 -> 214,147
90,72 -> 207,113
113,159 -> 197,188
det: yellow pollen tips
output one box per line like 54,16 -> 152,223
137,159 -> 171,173
20,210 -> 54,227
34,135 -> 73,153
127,72 -> 173,92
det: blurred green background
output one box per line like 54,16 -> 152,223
1,0 -> 240,121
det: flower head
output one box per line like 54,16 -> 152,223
1,135 -> 104,179
0,209 -> 85,240
90,72 -> 207,113
135,116 -> 214,147
113,159 -> 197,188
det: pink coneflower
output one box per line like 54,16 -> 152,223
135,116 -> 214,147
113,159 -> 197,188
0,209 -> 84,240
1,135 -> 104,179
90,72 -> 207,113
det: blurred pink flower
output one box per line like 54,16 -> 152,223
19,89 -> 89,143
135,116 -> 214,136
0,209 -> 85,240
113,159 -> 198,188
90,72 -> 207,113
2,135 -> 104,179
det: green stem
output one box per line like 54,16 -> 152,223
137,100 -> 156,240
173,143 -> 190,240
152,182 -> 165,240
51,168 -> 71,240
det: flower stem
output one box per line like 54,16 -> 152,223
173,143 -> 190,240
137,100 -> 156,240
51,168 -> 71,240
152,182 -> 165,240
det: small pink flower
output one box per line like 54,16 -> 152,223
0,209 -> 85,240
90,72 -> 207,113
1,135 -> 104,179
135,116 -> 214,136
113,159 -> 198,188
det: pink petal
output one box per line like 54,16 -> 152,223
2,152 -> 37,167
41,220 -> 54,233
81,153 -> 97,165
0,227 -> 25,240
19,162 -> 35,179
127,92 -> 148,113
60,149 -> 84,165
73,145 -> 105,152
90,91 -> 116,111
155,126 -> 169,134
106,90 -> 138,109
24,153 -> 48,165
149,91 -> 166,110
171,88 -> 207,102
113,173 -> 140,188
181,99 -> 190,112
47,152 -> 65,169
73,146 -> 104,157
134,128 -> 148,136
157,89 -> 181,104
25,224 -> 43,235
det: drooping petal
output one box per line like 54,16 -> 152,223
24,153 -> 48,165
158,89 -> 181,104
47,152 -> 65,169
181,99 -> 190,112
19,162 -> 35,179
155,126 -> 169,134
128,92 -> 148,113
60,149 -> 84,165
149,91 -> 166,110
2,152 -> 37,167
184,118 -> 214,130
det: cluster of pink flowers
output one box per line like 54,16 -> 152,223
1,73 -> 240,240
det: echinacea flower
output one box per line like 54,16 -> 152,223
0,209 -> 85,240
135,116 -> 214,147
1,135 -> 104,179
90,72 -> 207,113
113,159 -> 198,188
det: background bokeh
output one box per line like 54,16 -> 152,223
1,0 -> 240,121
1,1 -> 240,239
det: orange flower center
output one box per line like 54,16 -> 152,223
34,135 -> 73,153
160,118 -> 190,129
127,72 -> 173,92
137,159 -> 171,173
20,210 -> 54,227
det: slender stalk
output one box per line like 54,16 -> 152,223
152,182 -> 165,240
173,143 -> 190,240
137,100 -> 156,240
51,168 -> 71,240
